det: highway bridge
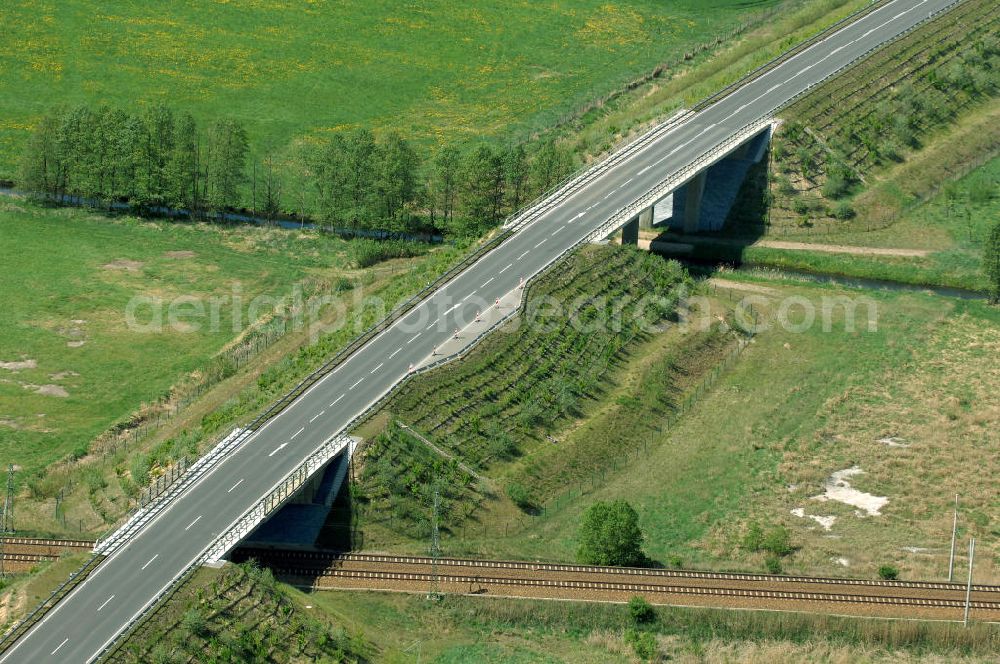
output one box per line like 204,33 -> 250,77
0,0 -> 962,660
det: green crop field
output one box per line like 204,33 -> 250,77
0,0 -> 785,179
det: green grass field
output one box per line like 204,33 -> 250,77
0,0 -> 786,180
0,198 -> 377,476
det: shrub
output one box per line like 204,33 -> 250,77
792,198 -> 810,215
577,500 -> 645,567
628,596 -> 656,625
742,522 -> 764,552
879,565 -> 900,580
832,201 -> 856,220
348,238 -> 425,268
763,526 -> 793,556
182,607 -> 209,638
765,555 -> 783,574
505,482 -> 534,511
625,627 -> 658,662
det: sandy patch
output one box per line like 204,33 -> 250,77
707,278 -> 778,295
877,436 -> 910,448
812,467 -> 888,517
832,557 -> 850,567
102,259 -> 144,271
790,507 -> 837,531
0,419 -> 19,430
66,340 -> 86,348
30,384 -> 69,398
49,371 -> 79,380
0,359 -> 36,371
164,250 -> 196,259
755,240 -> 931,258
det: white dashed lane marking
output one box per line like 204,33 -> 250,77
184,516 -> 202,531
290,427 -> 304,440
97,595 -> 115,612
228,479 -> 244,493
140,554 -> 159,571
330,394 -> 344,407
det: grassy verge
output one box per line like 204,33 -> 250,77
295,590 -> 1000,663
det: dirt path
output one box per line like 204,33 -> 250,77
753,240 -> 930,257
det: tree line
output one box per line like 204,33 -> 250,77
20,104 -> 576,236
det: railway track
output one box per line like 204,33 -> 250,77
0,537 -> 94,572
235,549 -> 1000,622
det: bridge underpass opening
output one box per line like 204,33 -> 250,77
616,123 -> 774,244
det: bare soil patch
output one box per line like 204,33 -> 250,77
66,340 -> 86,348
30,384 -> 69,398
707,278 -> 778,295
164,250 -> 196,259
0,358 -> 36,371
754,240 -> 931,257
49,371 -> 79,380
102,259 -> 144,271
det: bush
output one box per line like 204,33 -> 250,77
792,198 -> 810,215
348,238 -> 425,268
628,596 -> 656,625
879,565 -> 900,580
743,522 -> 793,557
742,523 -> 764,552
765,555 -> 783,574
505,482 -> 534,511
832,201 -> 855,220
763,526 -> 793,556
624,627 -> 658,662
577,500 -> 645,567
181,607 -> 210,638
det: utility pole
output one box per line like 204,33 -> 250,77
3,464 -> 14,534
963,537 -> 976,627
948,494 -> 959,582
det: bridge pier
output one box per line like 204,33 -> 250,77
638,206 -> 654,230
682,170 -> 707,234
621,214 -> 639,245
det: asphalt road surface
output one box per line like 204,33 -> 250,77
0,0 -> 958,660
